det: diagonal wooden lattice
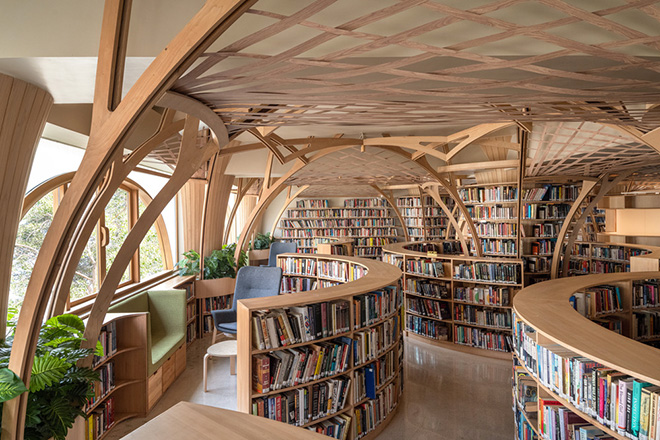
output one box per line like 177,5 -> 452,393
526,121 -> 660,177
299,184 -> 382,197
174,0 -> 660,131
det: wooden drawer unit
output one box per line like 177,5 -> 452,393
175,343 -> 186,377
147,368 -> 163,411
162,354 -> 176,391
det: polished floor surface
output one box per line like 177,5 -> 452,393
108,336 -> 514,439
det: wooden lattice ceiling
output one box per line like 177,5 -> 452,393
174,0 -> 660,133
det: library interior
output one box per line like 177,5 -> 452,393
2,1 -> 660,439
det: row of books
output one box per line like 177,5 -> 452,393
475,222 -> 517,237
307,414 -> 351,439
405,227 -> 426,237
281,276 -> 317,294
296,199 -> 330,208
481,238 -> 517,256
406,259 -> 445,277
186,321 -> 196,344
282,219 -> 396,229
468,205 -> 516,220
425,206 -> 448,217
354,287 -> 402,329
355,248 -> 383,258
425,217 -> 448,226
406,298 -> 450,320
93,322 -> 118,366
399,207 -> 425,217
354,237 -> 394,247
453,304 -> 512,329
531,222 -> 559,238
459,185 -> 518,203
252,301 -> 351,350
633,281 -> 660,308
354,383 -> 399,439
284,208 -> 390,219
321,260 -> 366,282
592,246 -> 630,261
186,302 -> 196,321
405,278 -> 449,298
454,286 -> 510,306
85,398 -> 115,440
279,257 -> 316,276
522,204 -> 569,220
591,261 -> 629,274
354,316 -> 399,365
382,253 -> 403,269
251,377 -> 351,426
280,228 -> 398,238
252,339 -> 351,394
343,198 -> 388,208
403,217 -> 424,227
406,315 -> 450,341
201,295 -> 232,314
354,353 -> 398,402
514,319 -> 660,439
85,362 -> 115,411
397,197 -> 423,207
453,262 -> 522,284
530,239 -> 555,256
454,325 -> 512,352
522,184 -> 579,202
633,310 -> 660,341
526,256 -> 552,273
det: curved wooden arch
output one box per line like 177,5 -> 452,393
224,178 -> 258,244
4,2 -> 252,434
268,185 -> 310,238
421,184 -> 471,255
558,172 -> 632,278
82,116 -> 218,362
49,112 -> 185,318
369,184 -> 410,242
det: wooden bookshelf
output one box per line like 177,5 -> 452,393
236,254 -> 403,440
382,241 -> 523,360
565,242 -> 654,277
396,193 -> 454,241
512,271 -> 660,440
277,198 -> 401,258
315,237 -> 354,257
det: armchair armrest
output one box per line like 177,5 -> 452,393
210,309 -> 237,328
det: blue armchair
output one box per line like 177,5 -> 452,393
210,266 -> 283,342
266,241 -> 297,267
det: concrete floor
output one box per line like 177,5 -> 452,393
108,336 -> 514,439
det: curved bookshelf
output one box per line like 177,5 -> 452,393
512,271 -> 660,440
236,254 -> 404,440
382,241 -> 523,360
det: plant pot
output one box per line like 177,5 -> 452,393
194,277 -> 236,299
249,249 -> 270,264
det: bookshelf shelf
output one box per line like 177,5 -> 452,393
383,241 -> 523,356
237,254 -> 404,439
512,270 -> 660,440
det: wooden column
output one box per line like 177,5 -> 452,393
0,74 -> 53,336
200,154 -> 234,257
179,179 -> 207,255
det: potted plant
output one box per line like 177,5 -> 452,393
180,244 -> 248,299
249,232 -> 274,263
0,312 -> 102,440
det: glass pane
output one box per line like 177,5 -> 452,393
10,192 -> 55,310
71,227 -> 99,301
139,199 -> 165,280
105,189 -> 131,284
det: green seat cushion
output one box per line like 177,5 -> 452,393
149,333 -> 185,376
108,291 -> 149,313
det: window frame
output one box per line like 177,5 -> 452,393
20,172 -> 174,309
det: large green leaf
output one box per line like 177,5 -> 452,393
42,395 -> 76,440
50,315 -> 85,333
0,368 -> 28,402
29,356 -> 69,392
48,347 -> 95,364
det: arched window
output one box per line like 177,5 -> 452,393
11,173 -> 173,310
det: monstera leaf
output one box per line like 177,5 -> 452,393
0,367 -> 28,402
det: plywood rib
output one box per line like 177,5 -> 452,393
0,74 -> 52,337
175,0 -> 660,130
180,180 -> 207,254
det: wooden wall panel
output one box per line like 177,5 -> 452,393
200,155 -> 234,257
178,179 -> 206,254
0,74 -> 53,335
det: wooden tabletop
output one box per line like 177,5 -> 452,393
123,401 -> 329,439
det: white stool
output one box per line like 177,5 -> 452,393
203,339 -> 237,392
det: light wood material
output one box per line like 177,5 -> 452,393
513,271 -> 660,386
204,339 -> 237,391
179,179 -> 207,255
371,184 -> 410,242
224,177 -> 257,244
200,154 -> 233,257
124,401 -> 328,439
0,74 -> 52,337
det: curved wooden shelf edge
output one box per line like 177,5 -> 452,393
239,254 -> 402,311
382,241 -> 523,264
513,271 -> 660,387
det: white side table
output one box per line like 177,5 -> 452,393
203,339 -> 237,392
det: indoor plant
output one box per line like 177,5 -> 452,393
191,243 -> 248,298
0,313 -> 101,440
249,233 -> 274,263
